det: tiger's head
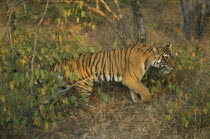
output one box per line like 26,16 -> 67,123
152,43 -> 175,74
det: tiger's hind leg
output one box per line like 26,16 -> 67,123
74,79 -> 99,109
75,80 -> 93,103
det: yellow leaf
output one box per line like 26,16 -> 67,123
166,115 -> 171,120
45,122 -> 49,130
191,52 -> 196,58
203,109 -> 208,115
184,93 -> 188,101
39,105 -> 43,111
194,107 -> 200,113
91,25 -> 96,30
62,98 -> 69,104
39,28 -> 42,33
65,71 -> 69,78
13,39 -> 18,45
55,18 -> 61,25
0,67 -> 3,73
58,34 -> 63,44
37,64 -> 41,69
9,81 -> 14,90
200,58 -> 206,62
76,17 -> 79,23
178,65 -> 182,70
185,120 -> 189,128
63,65 -> 68,71
21,59 -> 26,66
41,88 -> 46,95
1,95 -> 5,102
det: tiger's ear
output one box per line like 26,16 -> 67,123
166,43 -> 173,51
153,47 -> 159,57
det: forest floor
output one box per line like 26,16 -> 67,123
34,83 -> 210,139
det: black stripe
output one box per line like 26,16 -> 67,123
110,51 -> 114,81
120,49 -> 124,71
108,50 -> 112,81
103,51 -> 108,81
99,51 -> 106,80
133,71 -> 139,79
144,57 -> 149,71
127,47 -> 135,78
114,50 -> 119,80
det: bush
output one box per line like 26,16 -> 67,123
143,44 -> 209,129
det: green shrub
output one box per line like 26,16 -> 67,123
144,44 -> 209,129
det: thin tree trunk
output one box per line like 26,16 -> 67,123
196,0 -> 202,40
132,0 -> 146,43
114,0 -> 131,45
201,0 -> 210,38
179,0 -> 191,40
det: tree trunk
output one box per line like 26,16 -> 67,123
132,0 -> 146,43
196,0 -> 202,40
200,0 -> 210,39
114,0 -> 131,45
179,0 -> 191,40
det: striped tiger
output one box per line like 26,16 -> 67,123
52,43 -> 175,104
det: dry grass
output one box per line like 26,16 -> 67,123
34,83 -> 209,139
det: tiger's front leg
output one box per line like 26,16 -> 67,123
130,90 -> 141,103
123,78 -> 152,103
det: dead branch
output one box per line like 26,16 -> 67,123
113,0 -> 122,19
100,0 -> 118,18
29,0 -> 49,31
30,30 -> 38,94
63,0 -> 108,18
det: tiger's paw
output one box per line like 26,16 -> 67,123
131,96 -> 141,103
130,91 -> 141,103
141,93 -> 152,103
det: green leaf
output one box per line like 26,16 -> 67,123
165,115 -> 171,121
0,95 -> 5,102
35,69 -> 39,79
41,48 -> 45,54
113,42 -> 118,49
89,47 -> 95,53
40,70 -> 45,79
34,110 -> 39,116
79,1 -> 84,9
70,96 -> 77,104
81,11 -> 86,17
101,94 -> 109,103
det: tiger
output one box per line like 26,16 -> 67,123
52,43 -> 175,105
